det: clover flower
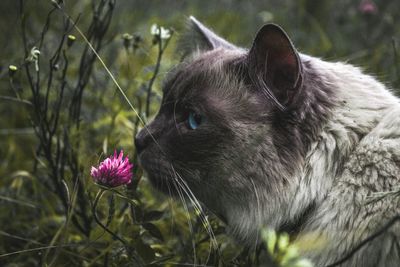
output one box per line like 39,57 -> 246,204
358,0 -> 378,15
91,150 -> 133,187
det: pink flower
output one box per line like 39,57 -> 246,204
359,0 -> 378,15
91,150 -> 133,187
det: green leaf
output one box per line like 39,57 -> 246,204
278,232 -> 290,251
262,228 -> 277,255
142,222 -> 164,241
143,210 -> 164,222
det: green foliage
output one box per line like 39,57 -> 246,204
0,0 -> 399,266
262,229 -> 313,267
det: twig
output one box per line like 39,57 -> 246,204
18,0 -> 117,238
0,95 -> 32,106
54,2 -> 144,127
145,28 -> 172,117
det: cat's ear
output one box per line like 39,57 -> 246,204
248,24 -> 302,109
177,16 -> 236,58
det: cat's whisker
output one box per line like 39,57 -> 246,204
164,169 -> 178,235
170,166 -> 221,265
174,166 -> 223,245
163,164 -> 220,264
250,178 -> 261,250
170,166 -> 219,250
173,174 -> 215,243
168,168 -> 198,265
179,163 -> 238,203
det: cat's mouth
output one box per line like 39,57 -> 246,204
137,152 -> 181,196
138,149 -> 230,224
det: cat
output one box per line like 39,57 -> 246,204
135,16 -> 400,266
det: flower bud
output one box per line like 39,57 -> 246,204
67,35 -> 76,47
8,65 -> 18,77
122,33 -> 133,50
359,0 -> 378,15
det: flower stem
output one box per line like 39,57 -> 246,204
92,189 -> 144,266
92,189 -> 127,246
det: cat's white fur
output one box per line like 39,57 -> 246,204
226,55 -> 400,266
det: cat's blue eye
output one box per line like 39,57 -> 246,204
188,111 -> 203,130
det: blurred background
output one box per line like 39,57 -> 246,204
0,0 -> 399,266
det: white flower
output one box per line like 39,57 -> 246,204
28,46 -> 41,61
150,24 -> 171,39
27,46 -> 41,72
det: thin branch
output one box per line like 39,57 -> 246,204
145,30 -> 173,118
0,95 -> 32,106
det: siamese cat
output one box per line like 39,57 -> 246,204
135,17 -> 400,266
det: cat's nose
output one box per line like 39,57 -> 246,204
135,129 -> 151,154
135,119 -> 163,154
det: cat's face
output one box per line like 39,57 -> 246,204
136,48 -> 273,216
135,18 -> 310,229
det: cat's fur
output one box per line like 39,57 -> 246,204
135,17 -> 400,266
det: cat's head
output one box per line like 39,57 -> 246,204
135,17 -> 332,241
